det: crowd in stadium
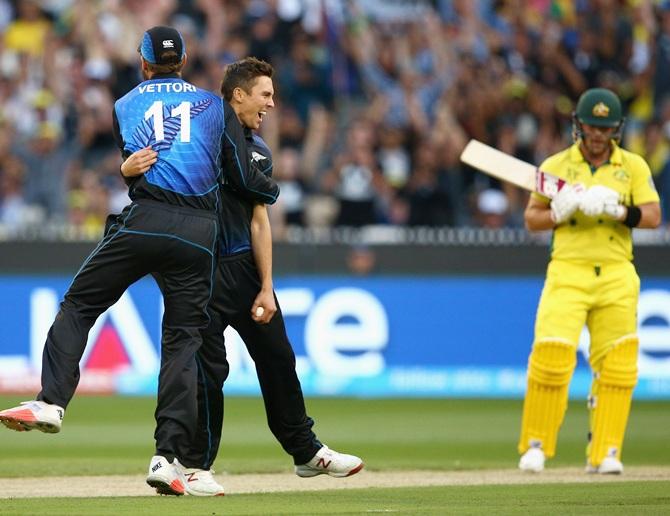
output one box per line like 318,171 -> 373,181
1,0 -> 670,237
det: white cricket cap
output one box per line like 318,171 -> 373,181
477,189 -> 509,215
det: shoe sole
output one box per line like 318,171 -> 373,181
0,415 -> 60,433
184,487 -> 225,497
296,461 -> 365,478
519,463 -> 544,473
585,464 -> 623,475
147,477 -> 185,496
519,467 -> 544,473
342,462 -> 365,477
595,465 -> 623,475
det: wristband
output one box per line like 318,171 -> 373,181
623,206 -> 642,228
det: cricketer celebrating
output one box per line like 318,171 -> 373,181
518,88 -> 661,474
122,58 -> 363,496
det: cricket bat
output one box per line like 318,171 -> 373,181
460,139 -> 566,198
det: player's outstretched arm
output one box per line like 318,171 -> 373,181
250,203 -> 277,324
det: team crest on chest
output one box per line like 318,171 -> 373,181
592,102 -> 610,117
612,169 -> 629,182
251,151 -> 266,162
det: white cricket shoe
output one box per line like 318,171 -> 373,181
0,400 -> 64,433
585,457 -> 624,475
295,445 -> 364,478
146,456 -> 186,496
181,468 -> 225,496
519,447 -> 545,473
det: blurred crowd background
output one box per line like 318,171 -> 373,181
1,0 -> 670,239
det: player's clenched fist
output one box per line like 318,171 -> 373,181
579,185 -> 620,217
550,183 -> 584,224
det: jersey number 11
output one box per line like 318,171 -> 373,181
145,101 -> 191,143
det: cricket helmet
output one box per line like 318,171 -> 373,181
572,88 -> 624,141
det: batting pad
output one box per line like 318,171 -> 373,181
587,335 -> 638,467
518,339 -> 576,458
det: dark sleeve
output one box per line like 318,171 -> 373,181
220,100 -> 279,205
255,151 -> 273,178
253,136 -> 274,178
113,107 -> 136,188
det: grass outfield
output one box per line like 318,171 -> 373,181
1,483 -> 669,515
0,396 -> 669,514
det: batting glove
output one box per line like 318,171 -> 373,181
550,183 -> 584,224
580,185 -> 620,217
603,199 -> 626,220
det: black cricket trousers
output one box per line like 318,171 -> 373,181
37,199 -> 218,462
183,252 -> 322,469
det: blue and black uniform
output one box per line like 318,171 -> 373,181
183,130 -> 321,470
38,73 -> 228,463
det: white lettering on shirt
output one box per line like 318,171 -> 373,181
138,82 -> 197,94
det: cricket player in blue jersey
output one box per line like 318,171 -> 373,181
123,57 -> 363,497
0,26 -> 279,496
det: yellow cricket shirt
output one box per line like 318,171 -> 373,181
532,142 -> 660,263
4,20 -> 51,56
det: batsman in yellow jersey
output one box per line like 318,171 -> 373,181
518,88 -> 661,474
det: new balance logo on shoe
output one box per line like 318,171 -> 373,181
180,468 -> 225,496
152,463 -> 162,473
295,445 -> 364,478
316,458 -> 332,469
56,409 -> 64,420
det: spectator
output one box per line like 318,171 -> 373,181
0,155 -> 37,230
475,188 -> 510,229
3,0 -> 51,57
16,122 -> 72,222
0,1 -> 667,234
346,244 -> 377,276
404,141 -> 454,226
322,119 -> 389,226
377,127 -> 411,189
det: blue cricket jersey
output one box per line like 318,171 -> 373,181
113,73 -> 224,211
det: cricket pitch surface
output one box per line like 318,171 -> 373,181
3,467 -> 670,498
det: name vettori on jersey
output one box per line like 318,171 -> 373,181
139,82 -> 197,94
